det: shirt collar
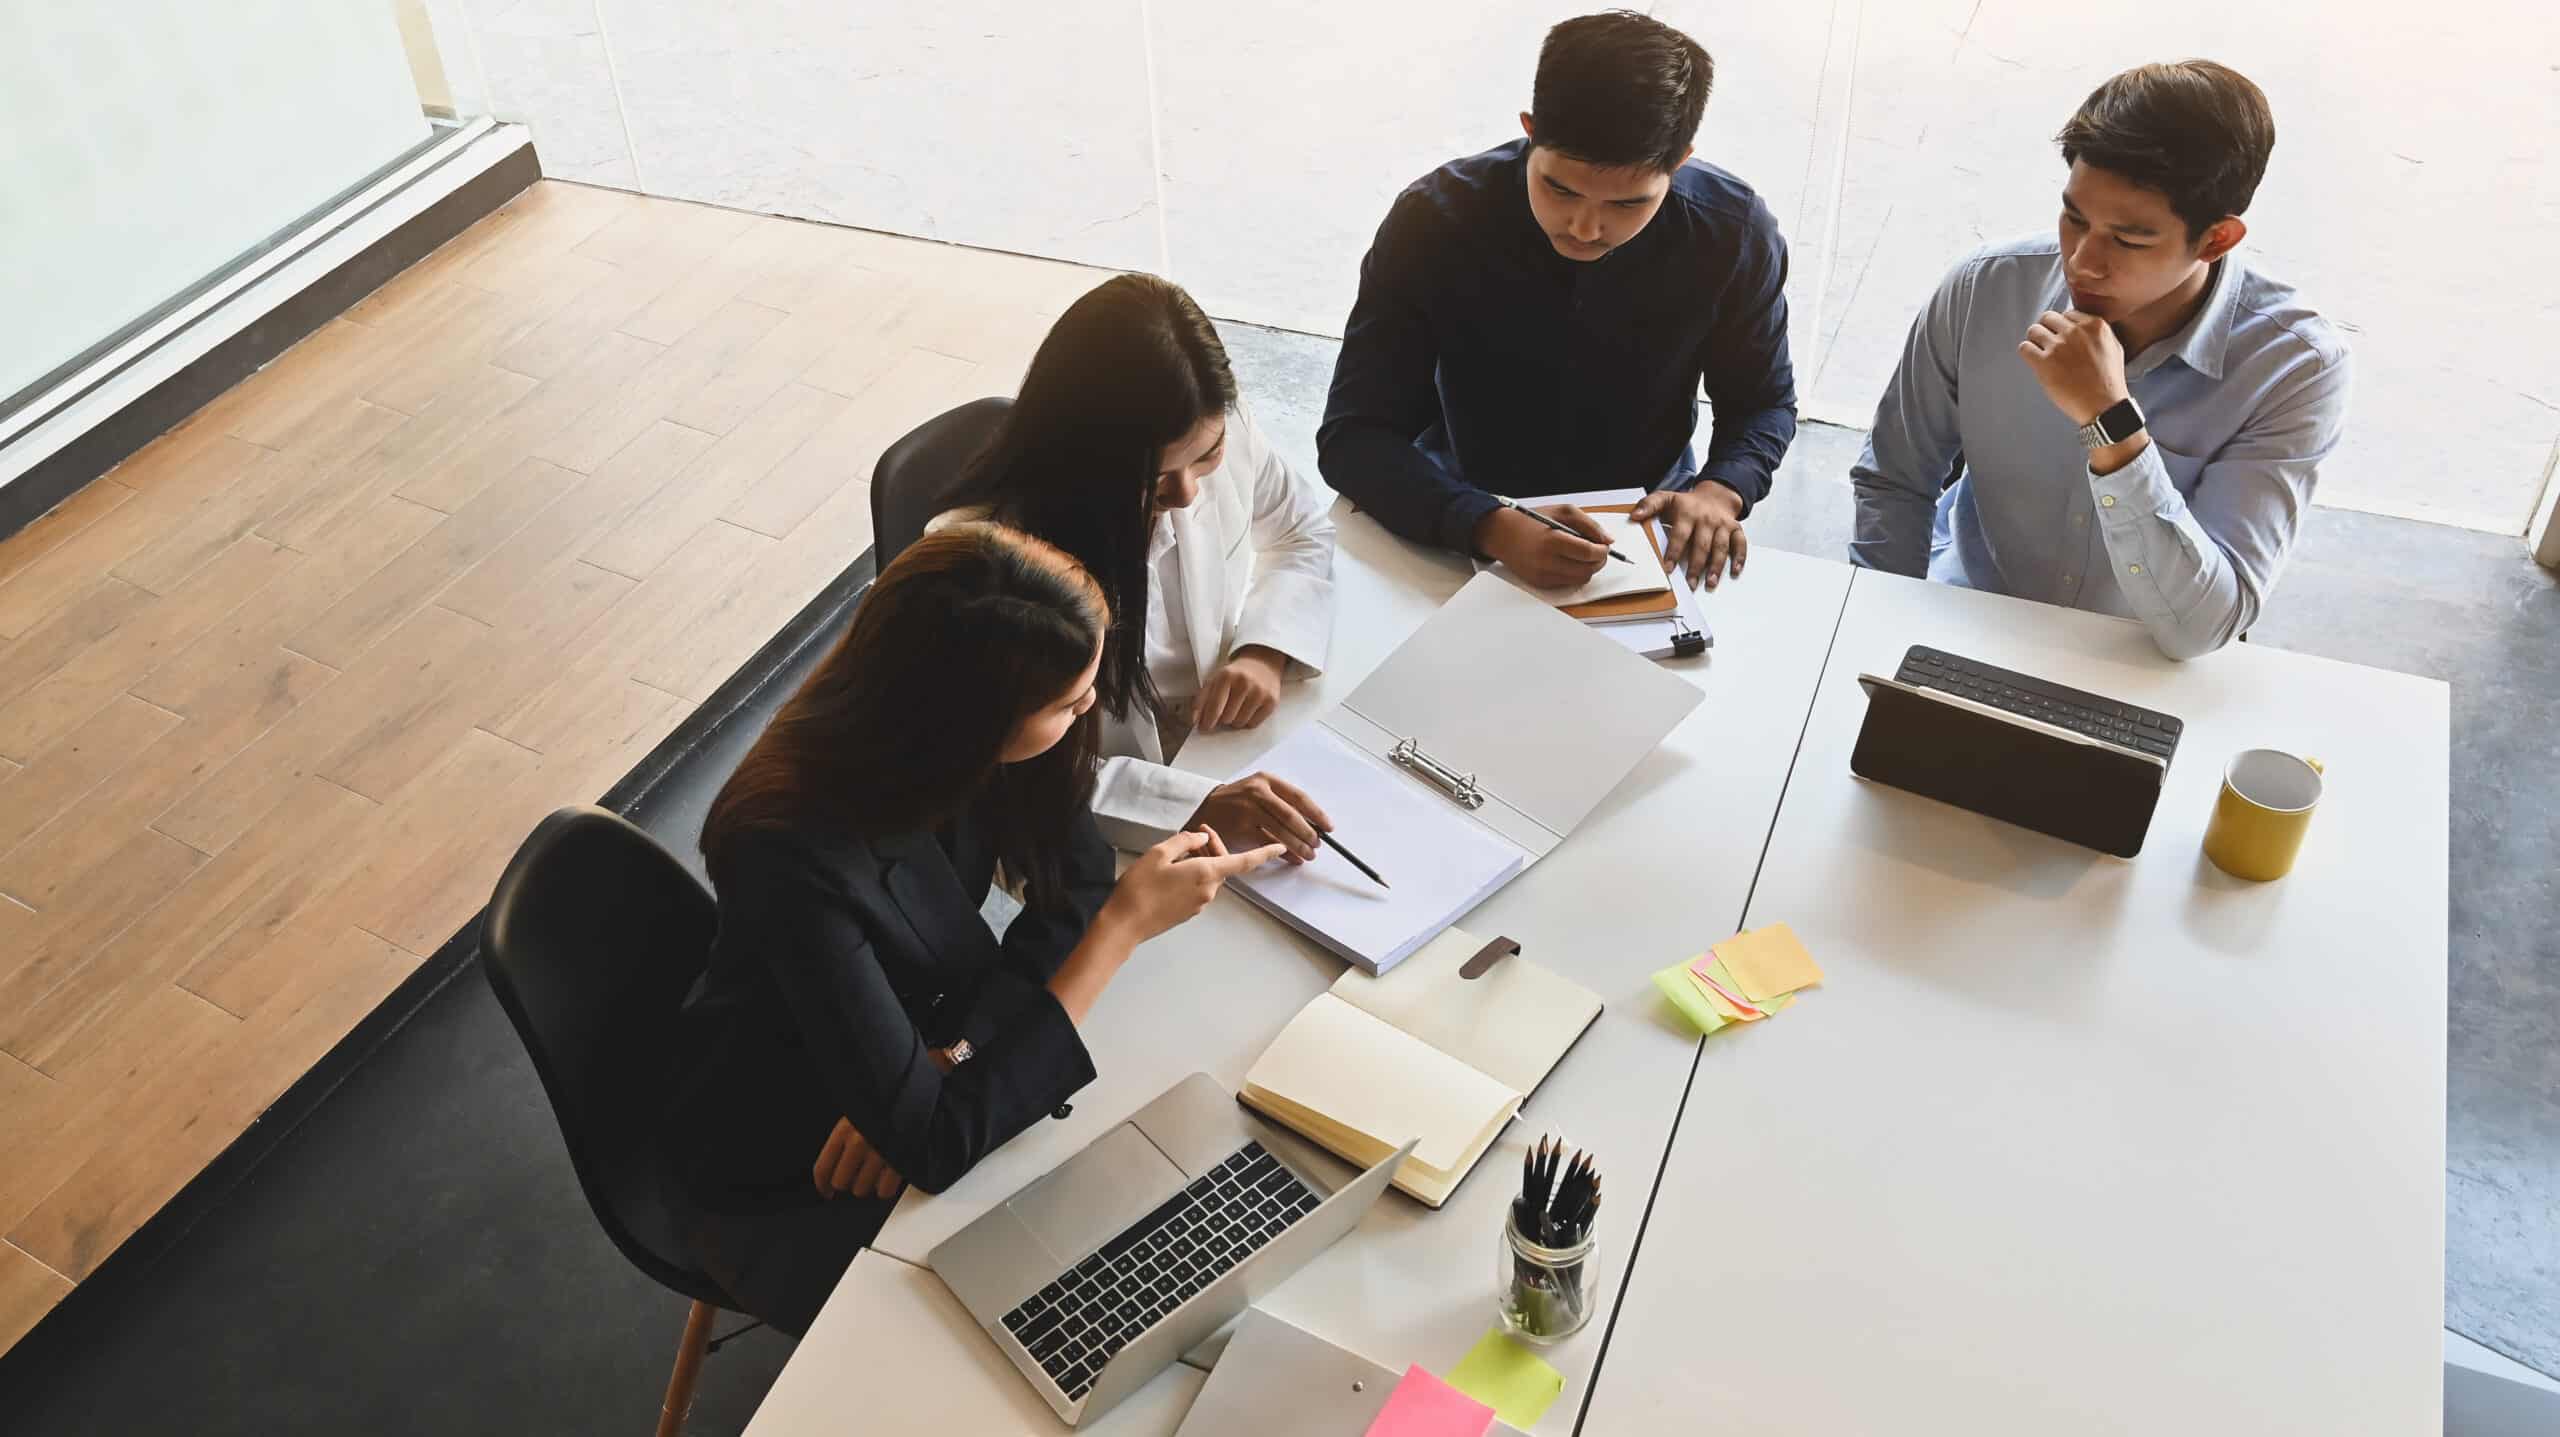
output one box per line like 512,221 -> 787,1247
2134,255 -> 2243,382
1147,511 -> 1178,563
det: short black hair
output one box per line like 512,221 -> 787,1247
2056,60 -> 2275,242
1529,10 -> 1713,173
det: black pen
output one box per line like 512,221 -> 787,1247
1493,496 -> 1633,564
1315,829 -> 1389,889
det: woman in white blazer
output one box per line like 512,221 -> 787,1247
936,275 -> 1340,857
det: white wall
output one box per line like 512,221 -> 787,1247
0,0 -> 432,399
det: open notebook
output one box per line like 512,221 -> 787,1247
1241,928 -> 1603,1208
1227,572 -> 1701,974
1490,512 -> 1670,612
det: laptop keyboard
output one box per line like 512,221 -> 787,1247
999,1140 -> 1321,1404
1897,646 -> 2183,760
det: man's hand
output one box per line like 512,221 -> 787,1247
1189,771 -> 1332,864
1473,503 -> 1609,590
2018,309 -> 2130,425
814,1117 -> 906,1201
1630,484 -> 1747,590
1194,646 -> 1286,734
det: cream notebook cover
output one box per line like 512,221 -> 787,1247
1240,928 -> 1604,1208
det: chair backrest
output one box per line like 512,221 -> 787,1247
868,395 -> 1013,571
482,805 -> 728,1305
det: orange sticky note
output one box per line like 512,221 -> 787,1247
1365,1364 -> 1496,1437
1714,922 -> 1824,1004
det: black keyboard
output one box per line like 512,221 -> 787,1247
1896,646 -> 2183,760
998,1140 -> 1320,1403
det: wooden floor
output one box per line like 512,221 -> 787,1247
0,181 -> 1107,1351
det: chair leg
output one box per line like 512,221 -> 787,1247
655,1299 -> 719,1437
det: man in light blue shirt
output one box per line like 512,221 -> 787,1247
1850,60 -> 2350,659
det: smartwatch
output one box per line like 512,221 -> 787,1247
2076,396 -> 2145,450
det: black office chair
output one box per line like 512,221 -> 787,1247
483,806 -> 733,1437
867,395 -> 1012,571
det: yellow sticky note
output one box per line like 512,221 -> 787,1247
1447,1327 -> 1564,1428
1714,922 -> 1824,1003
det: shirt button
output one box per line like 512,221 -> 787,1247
2100,495 -> 2118,508
1052,1102 -> 1075,1120
2072,514 -> 2086,526
2064,574 -> 2077,585
2127,563 -> 2144,576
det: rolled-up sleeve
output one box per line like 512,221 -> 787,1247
2091,349 -> 2351,659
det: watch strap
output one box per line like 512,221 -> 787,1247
2077,396 -> 2145,449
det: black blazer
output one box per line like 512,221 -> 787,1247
662,794 -> 1114,1210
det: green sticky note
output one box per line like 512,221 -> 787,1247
1447,1327 -> 1564,1428
1652,961 -> 1729,1034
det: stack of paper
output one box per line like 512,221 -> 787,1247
1651,922 -> 1825,1035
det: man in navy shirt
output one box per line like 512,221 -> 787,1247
1319,10 -> 1796,591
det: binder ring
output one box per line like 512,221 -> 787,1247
1390,737 -> 1485,809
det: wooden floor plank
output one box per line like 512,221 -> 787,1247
258,370 -> 531,547
726,348 -> 981,539
0,537 -> 297,763
0,1234 -> 70,1354
1,776 -> 380,1075
286,457 -> 583,670
152,603 -> 487,855
389,333 -> 663,513
0,695 -> 186,858
532,298 -> 786,470
112,403 -> 407,596
442,423 -> 714,618
0,481 -> 135,590
0,647 -> 335,912
0,436 -> 269,639
0,829 -> 206,1028
587,382 -> 852,579
0,576 -> 157,724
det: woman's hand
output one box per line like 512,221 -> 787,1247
810,1046 -> 961,1200
1189,772 -> 1332,864
814,1117 -> 905,1201
1101,827 -> 1287,943
1194,646 -> 1287,733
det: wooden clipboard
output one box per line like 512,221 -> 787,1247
1561,503 -> 1679,622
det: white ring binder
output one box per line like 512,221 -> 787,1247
1390,737 -> 1486,810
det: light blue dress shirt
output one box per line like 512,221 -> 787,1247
1849,236 -> 2351,658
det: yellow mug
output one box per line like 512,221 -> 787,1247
2202,749 -> 2326,881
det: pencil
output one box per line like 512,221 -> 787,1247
1496,496 -> 1633,564
1315,829 -> 1390,889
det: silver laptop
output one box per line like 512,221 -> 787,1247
930,1072 -> 1413,1427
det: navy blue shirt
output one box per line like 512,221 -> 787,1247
1318,140 -> 1798,554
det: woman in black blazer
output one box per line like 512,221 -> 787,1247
662,522 -> 1281,1335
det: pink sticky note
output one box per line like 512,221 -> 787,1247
1365,1364 -> 1497,1437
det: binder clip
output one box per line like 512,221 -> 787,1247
1460,935 -> 1521,980
1668,621 -> 1708,658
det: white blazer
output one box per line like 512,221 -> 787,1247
938,406 -> 1337,849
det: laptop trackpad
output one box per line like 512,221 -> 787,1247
1009,1122 -> 1184,1265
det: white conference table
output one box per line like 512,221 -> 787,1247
744,504 -> 1857,1434
1582,567 -> 2449,1435
746,534 -> 2449,1436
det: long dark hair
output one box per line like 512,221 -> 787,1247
700,523 -> 1108,906
969,273 -> 1237,730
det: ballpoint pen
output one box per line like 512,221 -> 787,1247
1492,495 -> 1633,564
1313,829 -> 1388,889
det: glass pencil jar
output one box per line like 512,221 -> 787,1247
1498,1209 -> 1600,1344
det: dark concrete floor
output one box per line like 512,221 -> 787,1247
0,323 -> 2548,1434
